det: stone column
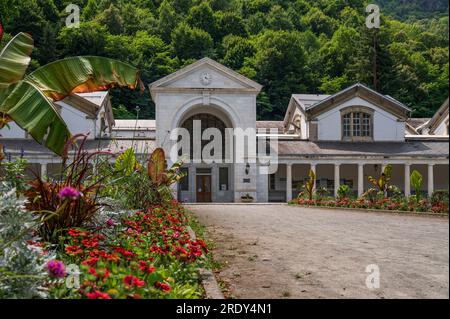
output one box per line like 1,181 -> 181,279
404,164 -> 411,197
334,163 -> 340,198
428,164 -> 434,197
286,163 -> 292,202
40,163 -> 47,179
310,163 -> 317,192
358,163 -> 364,197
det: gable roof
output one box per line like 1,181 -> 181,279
306,83 -> 411,120
283,93 -> 330,129
149,57 -> 262,99
427,98 -> 449,134
292,94 -> 330,109
57,91 -> 109,118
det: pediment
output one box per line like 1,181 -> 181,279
306,83 -> 411,120
149,58 -> 262,98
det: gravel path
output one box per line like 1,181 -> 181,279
186,204 -> 449,299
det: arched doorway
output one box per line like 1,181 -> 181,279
176,109 -> 234,203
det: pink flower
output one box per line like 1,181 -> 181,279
106,218 -> 115,227
47,260 -> 66,278
58,186 -> 82,200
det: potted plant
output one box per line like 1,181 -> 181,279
241,193 -> 254,203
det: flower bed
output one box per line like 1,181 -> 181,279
48,201 -> 209,299
289,197 -> 449,215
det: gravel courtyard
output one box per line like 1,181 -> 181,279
186,204 -> 449,299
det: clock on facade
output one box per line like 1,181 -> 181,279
200,72 -> 213,86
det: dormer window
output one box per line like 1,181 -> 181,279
341,107 -> 373,141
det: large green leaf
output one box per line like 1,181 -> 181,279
25,56 -> 144,101
115,148 -> 138,176
0,81 -> 70,155
0,55 -> 142,156
0,32 -> 33,103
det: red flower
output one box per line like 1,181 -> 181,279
65,245 -> 83,255
114,247 -> 136,259
155,282 -> 171,292
138,261 -> 156,274
68,228 -> 88,237
82,257 -> 99,266
82,238 -> 99,249
123,275 -> 145,287
86,290 -> 111,299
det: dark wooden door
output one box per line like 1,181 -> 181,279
196,175 -> 212,202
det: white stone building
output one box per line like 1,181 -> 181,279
1,58 -> 448,202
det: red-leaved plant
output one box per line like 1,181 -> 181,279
24,134 -> 114,241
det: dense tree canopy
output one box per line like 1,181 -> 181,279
0,0 -> 448,119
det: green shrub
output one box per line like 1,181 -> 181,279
410,170 -> 423,198
337,184 -> 351,199
0,158 -> 28,193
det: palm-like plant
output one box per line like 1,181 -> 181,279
0,25 -> 143,156
301,169 -> 316,200
410,170 -> 423,199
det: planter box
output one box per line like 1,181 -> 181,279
241,198 -> 254,203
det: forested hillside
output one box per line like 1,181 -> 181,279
378,0 -> 448,20
1,0 -> 448,119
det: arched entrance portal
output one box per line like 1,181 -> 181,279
176,108 -> 234,203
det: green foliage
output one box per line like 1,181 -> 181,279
410,170 -> 423,198
171,23 -> 214,60
115,148 -> 138,176
337,184 -> 351,199
101,147 -> 186,209
431,190 -> 449,205
0,158 -> 28,193
1,0 -> 448,119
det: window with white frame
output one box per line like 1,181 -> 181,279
341,107 -> 373,141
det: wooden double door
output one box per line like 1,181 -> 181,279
196,175 -> 212,202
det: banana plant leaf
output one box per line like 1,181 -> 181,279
26,56 -> 145,100
0,32 -> 33,103
0,54 -> 143,156
1,81 -> 70,155
148,148 -> 167,186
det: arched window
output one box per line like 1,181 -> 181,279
180,113 -> 228,160
341,107 -> 373,141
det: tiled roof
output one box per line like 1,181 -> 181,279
1,139 -> 157,157
292,94 -> 330,109
2,139 -> 448,159
276,140 -> 449,158
74,91 -> 109,107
